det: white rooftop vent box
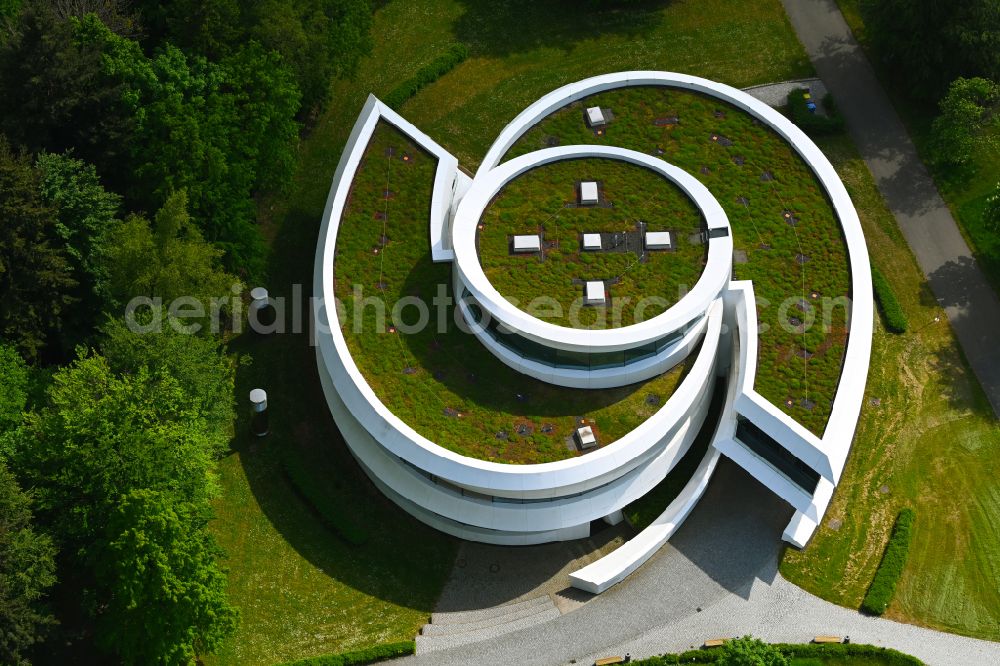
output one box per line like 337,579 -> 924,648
582,233 -> 602,250
584,280 -> 606,305
586,106 -> 606,127
512,234 -> 541,253
579,181 -> 599,205
575,425 -> 598,449
645,231 -> 673,250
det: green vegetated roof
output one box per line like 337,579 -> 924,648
478,158 -> 707,329
505,87 -> 850,436
333,120 -> 693,464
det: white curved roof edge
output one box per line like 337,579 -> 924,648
475,72 -> 873,474
456,147 -> 730,350
317,342 -> 718,534
314,143 -> 723,502
571,448 -> 722,594
454,289 -> 707,389
322,94 -> 458,263
452,145 -> 732,352
569,323 -> 742,594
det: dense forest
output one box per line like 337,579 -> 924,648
861,0 -> 1000,196
0,1 -> 370,663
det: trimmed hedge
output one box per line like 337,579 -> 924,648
280,449 -> 368,545
632,642 -> 923,665
383,44 -> 469,110
872,267 -> 909,333
862,508 -> 917,616
279,641 -> 415,666
779,643 -> 923,664
788,88 -> 845,135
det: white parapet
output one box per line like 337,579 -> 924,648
314,71 -> 871,556
570,448 -> 721,594
513,234 -> 541,253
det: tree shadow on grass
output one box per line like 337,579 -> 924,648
451,0 -> 670,58
924,256 -> 1000,416
222,202 -> 460,614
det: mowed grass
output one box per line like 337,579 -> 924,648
335,123 -> 693,463
214,0 -> 818,662
779,134 -> 1000,641
506,86 -> 850,435
479,158 -> 706,328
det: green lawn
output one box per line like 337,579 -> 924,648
506,86 -> 851,436
479,157 -> 706,329
335,122 -> 693,464
779,134 -> 1000,642
211,0 -> 820,662
836,0 -> 1000,295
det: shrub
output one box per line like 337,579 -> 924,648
280,450 -> 368,545
279,641 -> 415,665
778,642 -> 923,665
631,641 -> 924,665
787,88 -> 845,135
871,267 -> 909,333
382,44 -> 469,110
862,508 -> 917,615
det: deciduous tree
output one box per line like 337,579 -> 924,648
861,0 -> 1000,95
93,489 -> 237,665
0,138 -> 76,360
14,349 -> 237,663
95,190 -> 240,328
929,77 -> 999,168
0,460 -> 56,666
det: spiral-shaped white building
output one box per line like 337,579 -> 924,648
313,72 -> 872,593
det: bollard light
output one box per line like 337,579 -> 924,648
249,286 -> 276,333
249,388 -> 269,437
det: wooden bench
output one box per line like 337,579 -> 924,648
594,657 -> 625,666
813,635 -> 844,644
702,638 -> 729,648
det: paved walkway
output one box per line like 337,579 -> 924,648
743,77 -> 828,108
780,0 -> 1000,418
403,460 -> 1000,666
588,574 -> 1000,666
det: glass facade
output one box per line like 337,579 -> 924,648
462,294 -> 698,371
735,417 -> 821,493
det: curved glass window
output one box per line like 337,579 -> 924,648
463,292 -> 698,371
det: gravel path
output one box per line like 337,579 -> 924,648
780,0 -> 1000,418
